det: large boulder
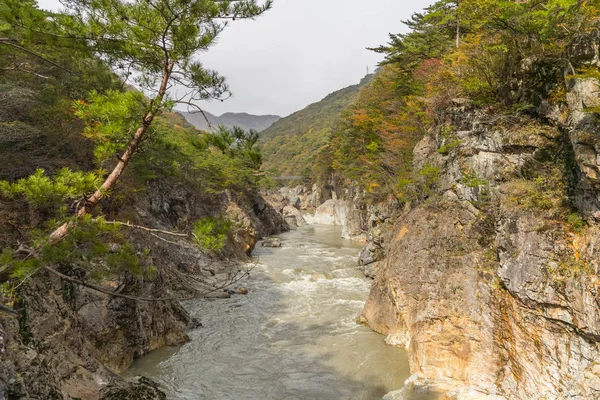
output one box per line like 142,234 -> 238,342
282,205 -> 307,229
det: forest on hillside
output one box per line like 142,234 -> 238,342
261,0 -> 600,200
259,74 -> 372,180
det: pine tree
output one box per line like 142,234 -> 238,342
30,0 -> 273,241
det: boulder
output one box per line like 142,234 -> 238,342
282,205 -> 307,229
284,216 -> 298,229
359,261 -> 380,279
261,238 -> 281,248
358,242 -> 384,267
279,187 -> 301,208
101,377 -> 167,400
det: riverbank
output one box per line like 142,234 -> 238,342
0,183 -> 288,399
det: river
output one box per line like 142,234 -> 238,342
125,225 -> 434,400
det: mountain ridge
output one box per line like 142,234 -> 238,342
259,73 -> 374,179
181,110 -> 280,132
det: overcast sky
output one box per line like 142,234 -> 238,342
37,0 -> 432,117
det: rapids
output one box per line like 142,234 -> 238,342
124,225 -> 435,400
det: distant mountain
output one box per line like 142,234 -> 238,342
259,74 -> 374,178
181,111 -> 281,133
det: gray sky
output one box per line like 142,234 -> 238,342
37,0 -> 432,117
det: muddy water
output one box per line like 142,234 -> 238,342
125,225 -> 434,400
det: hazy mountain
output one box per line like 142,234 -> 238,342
181,111 -> 281,133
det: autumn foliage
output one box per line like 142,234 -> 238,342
318,0 -> 599,199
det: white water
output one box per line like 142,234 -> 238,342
124,225 -> 435,400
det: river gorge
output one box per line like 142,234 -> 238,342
124,225 -> 434,400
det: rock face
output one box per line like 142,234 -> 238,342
306,199 -> 348,225
0,178 -> 287,399
101,377 -> 167,400
267,184 -> 369,241
359,72 -> 600,399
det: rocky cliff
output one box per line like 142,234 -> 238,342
357,69 -> 600,399
257,41 -> 600,400
0,178 -> 287,399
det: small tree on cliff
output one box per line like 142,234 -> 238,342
45,0 -> 272,242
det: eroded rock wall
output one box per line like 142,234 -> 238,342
266,182 -> 378,242
360,75 -> 600,399
0,178 -> 287,399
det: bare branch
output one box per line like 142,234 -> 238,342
0,39 -> 76,75
149,232 -> 197,249
173,100 -> 213,129
0,304 -> 21,316
101,220 -> 188,237
42,260 -> 256,302
1,63 -> 50,79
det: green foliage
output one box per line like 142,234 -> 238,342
192,217 -> 232,252
503,174 -> 567,213
260,76 -> 372,181
438,139 -> 461,155
396,163 -> 441,203
298,0 -> 600,199
455,0 -> 597,105
74,90 -> 148,165
0,281 -> 16,308
55,0 -> 272,103
567,212 -> 585,233
128,113 -> 265,193
371,0 -> 459,94
372,0 -> 599,108
461,170 -> 488,188
0,0 -> 272,290
1,216 -> 154,284
326,65 -> 429,195
550,258 -> 594,280
0,168 -> 103,207
207,126 -> 263,169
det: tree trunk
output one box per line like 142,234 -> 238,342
456,0 -> 460,49
49,62 -> 174,243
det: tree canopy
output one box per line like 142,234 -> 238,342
0,0 -> 272,292
315,0 -> 600,198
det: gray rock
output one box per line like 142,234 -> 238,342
284,215 -> 298,229
358,242 -> 384,267
282,205 -> 307,229
359,261 -> 379,279
262,238 -> 282,248
101,377 -> 167,400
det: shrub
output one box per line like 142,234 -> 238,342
192,217 -> 233,252
396,163 -> 441,203
567,213 -> 585,233
0,168 -> 104,210
438,139 -> 461,155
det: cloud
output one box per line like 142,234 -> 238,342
35,0 -> 433,116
